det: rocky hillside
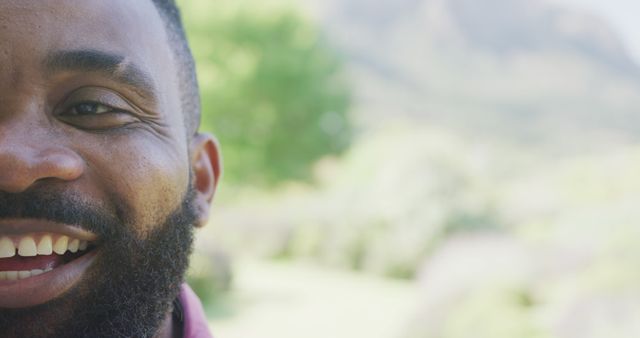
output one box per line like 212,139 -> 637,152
305,0 -> 640,149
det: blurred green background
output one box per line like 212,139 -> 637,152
178,0 -> 640,337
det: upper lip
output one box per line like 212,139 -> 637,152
0,218 -> 98,241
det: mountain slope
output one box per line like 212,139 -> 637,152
305,0 -> 640,148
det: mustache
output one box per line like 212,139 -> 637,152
0,189 -> 123,237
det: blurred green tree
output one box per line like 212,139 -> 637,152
180,0 -> 351,186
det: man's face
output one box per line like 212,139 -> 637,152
0,1 -> 219,337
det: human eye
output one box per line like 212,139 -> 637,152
65,101 -> 117,116
56,87 -> 141,130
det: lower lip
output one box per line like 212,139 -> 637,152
0,250 -> 97,308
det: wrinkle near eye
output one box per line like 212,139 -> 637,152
50,83 -> 184,150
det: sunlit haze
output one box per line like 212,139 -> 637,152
550,0 -> 640,63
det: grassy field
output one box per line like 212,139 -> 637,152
208,259 -> 420,338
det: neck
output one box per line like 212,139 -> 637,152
155,310 -> 182,338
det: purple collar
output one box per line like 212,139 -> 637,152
178,284 -> 214,338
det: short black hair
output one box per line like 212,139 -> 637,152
151,0 -> 201,136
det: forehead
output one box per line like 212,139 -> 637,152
0,0 -> 179,110
0,0 -> 166,60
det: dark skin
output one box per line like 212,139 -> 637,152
0,0 -> 220,337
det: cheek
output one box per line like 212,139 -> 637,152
81,134 -> 190,235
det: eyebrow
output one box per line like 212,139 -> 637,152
44,49 -> 157,100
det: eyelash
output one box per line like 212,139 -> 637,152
54,87 -> 146,132
65,101 -> 120,116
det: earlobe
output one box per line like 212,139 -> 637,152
190,133 -> 222,228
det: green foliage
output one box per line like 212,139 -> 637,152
187,251 -> 233,310
438,288 -> 548,338
180,0 -> 351,185
207,125 -> 505,279
199,121 -> 640,336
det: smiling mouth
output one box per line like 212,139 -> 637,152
0,234 -> 94,281
0,219 -> 99,308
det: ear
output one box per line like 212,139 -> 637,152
190,133 -> 222,228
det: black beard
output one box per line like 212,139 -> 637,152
0,187 -> 197,338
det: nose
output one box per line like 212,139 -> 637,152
0,129 -> 84,193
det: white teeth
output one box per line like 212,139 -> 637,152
18,237 -> 38,257
0,237 -> 15,258
0,233 -> 91,282
37,235 -> 53,255
0,234 -> 90,257
0,269 -> 50,281
6,271 -> 18,280
68,239 -> 79,253
53,236 -> 69,255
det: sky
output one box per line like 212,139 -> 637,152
551,0 -> 640,64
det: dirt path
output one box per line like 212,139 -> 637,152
208,259 -> 420,338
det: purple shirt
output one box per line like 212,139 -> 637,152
178,284 -> 214,338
